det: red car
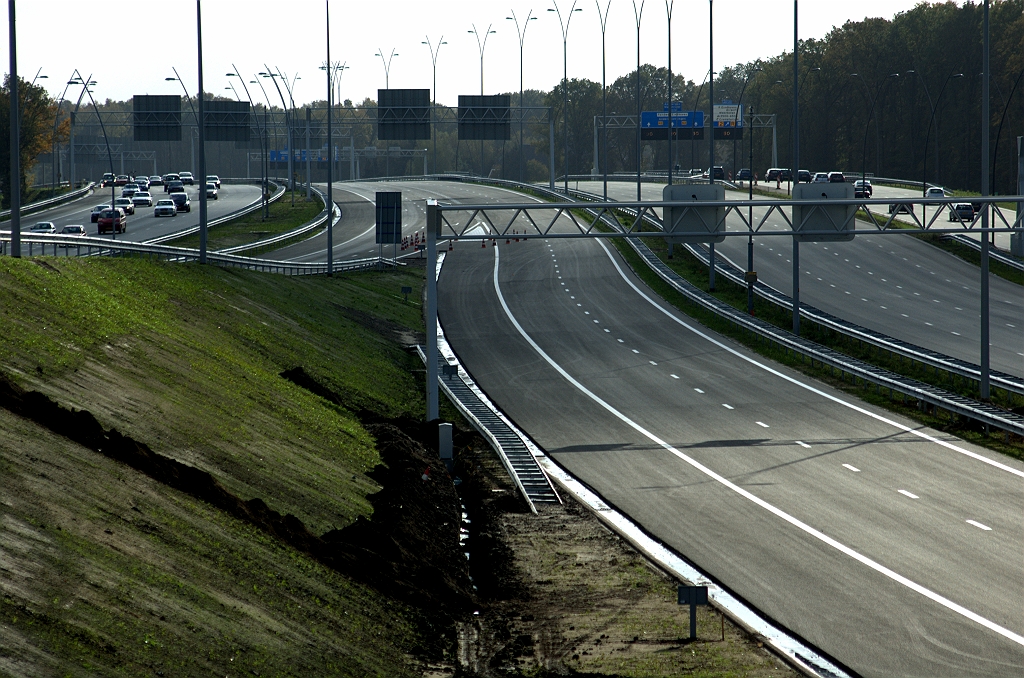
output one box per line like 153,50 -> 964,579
97,208 -> 127,234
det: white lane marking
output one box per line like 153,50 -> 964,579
593,320 -> 600,324
967,520 -> 992,531
577,303 -> 582,307
901,314 -> 909,318
722,404 -> 735,410
797,441 -> 812,449
756,421 -> 770,428
951,332 -> 960,336
632,349 -> 640,354
671,374 -> 680,379
492,243 -> 1024,648
694,388 -> 705,394
604,328 -> 610,332
584,311 -> 590,315
649,360 -> 658,365
898,490 -> 920,499
617,339 -> 624,343
842,463 -> 860,472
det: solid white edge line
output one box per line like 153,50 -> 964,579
593,239 -> 1024,480
898,490 -> 920,499
842,464 -> 860,472
492,243 -> 1024,650
967,520 -> 993,531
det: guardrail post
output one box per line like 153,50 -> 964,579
426,199 -> 439,421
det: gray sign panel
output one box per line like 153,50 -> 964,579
458,95 -> 511,141
662,184 -> 726,243
205,101 -> 251,142
133,95 -> 182,142
377,89 -> 431,141
792,183 -> 856,242
376,191 -> 402,244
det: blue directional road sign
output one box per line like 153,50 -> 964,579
640,110 -> 704,140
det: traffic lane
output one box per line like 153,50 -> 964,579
587,180 -> 1024,377
439,237 -> 1024,676
0,188 -> 103,229
34,184 -> 262,244
502,234 -> 1024,616
269,180 -> 553,262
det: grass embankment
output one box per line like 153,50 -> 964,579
167,189 -> 323,254
0,256 -> 430,676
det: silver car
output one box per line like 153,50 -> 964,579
132,191 -> 154,207
154,199 -> 178,217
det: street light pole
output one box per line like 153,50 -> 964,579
595,1 -> 611,199
8,0 -> 19,256
260,66 -> 294,200
633,0 -> 644,201
666,0 -> 674,186
791,0 -> 798,333
980,0 -> 990,399
51,71 -> 83,196
227,67 -> 268,220
549,1 -> 582,193
733,67 -> 761,179
196,0 -> 207,264
468,23 -> 497,177
326,0 -> 333,275
422,35 -> 447,175
506,12 -> 537,184
374,48 -> 399,90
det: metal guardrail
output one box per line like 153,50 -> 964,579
217,182 -> 332,255
0,182 -> 96,222
0,232 -> 388,276
145,179 -> 285,245
944,233 -> 1024,272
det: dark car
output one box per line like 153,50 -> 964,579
797,169 -> 812,183
162,173 -> 181,191
702,166 -> 725,180
736,168 -> 752,181
853,179 -> 873,198
889,202 -> 914,215
827,171 -> 846,183
779,168 -> 793,182
765,168 -> 782,182
948,203 -> 974,222
170,191 -> 192,212
101,172 -> 116,187
167,181 -> 186,194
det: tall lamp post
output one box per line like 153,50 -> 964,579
260,67 -> 295,200
8,0 -> 20,255
851,72 -> 900,190
468,23 -> 497,177
905,68 -> 962,223
595,1 -> 611,199
506,12 -> 537,184
276,67 -> 301,202
374,48 -> 399,89
732,67 -> 762,178
549,1 -> 582,193
319,61 -> 349,181
250,74 -> 275,218
666,0 -> 674,185
632,0 -> 644,200
688,69 -> 710,172
51,71 -> 84,196
422,35 -> 447,175
227,68 -> 268,219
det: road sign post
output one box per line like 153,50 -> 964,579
426,199 -> 440,422
677,585 -> 709,640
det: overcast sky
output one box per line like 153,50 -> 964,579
8,0 -> 927,108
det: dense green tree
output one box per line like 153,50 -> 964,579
0,75 -> 66,207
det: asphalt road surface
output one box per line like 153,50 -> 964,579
573,180 -> 1024,379
7,183 -> 262,244
415,179 -> 1024,676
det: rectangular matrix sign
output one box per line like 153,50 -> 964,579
133,95 -> 182,142
640,110 -> 704,129
713,104 -> 742,126
205,100 -> 251,142
377,89 -> 431,141
458,95 -> 511,140
375,191 -> 402,244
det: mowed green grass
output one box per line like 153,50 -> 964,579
0,256 -> 428,675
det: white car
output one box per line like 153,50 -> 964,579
812,172 -> 829,183
154,199 -> 178,217
121,183 -> 140,198
206,182 -> 218,200
179,171 -> 195,185
149,175 -> 163,187
59,224 -> 87,245
114,197 -> 136,215
27,221 -> 56,233
206,174 -> 221,188
925,186 -> 946,204
132,191 -> 154,207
